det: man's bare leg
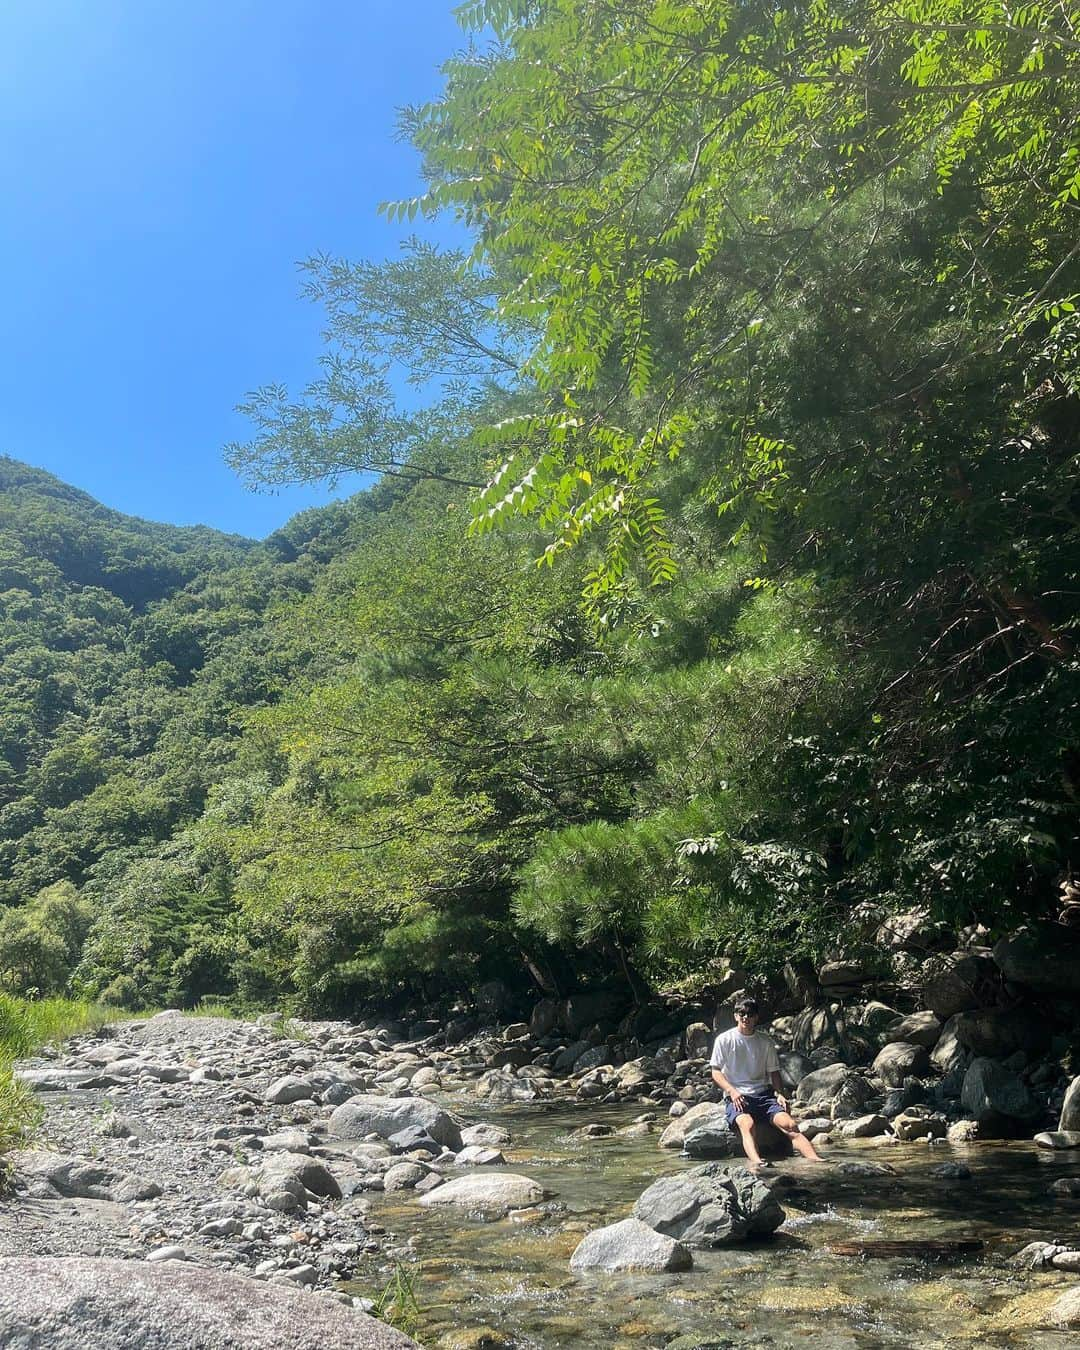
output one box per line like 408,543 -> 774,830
772,1110 -> 824,1162
733,1112 -> 764,1167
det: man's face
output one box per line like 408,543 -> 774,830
735,1009 -> 759,1032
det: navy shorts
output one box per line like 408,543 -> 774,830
725,1090 -> 784,1126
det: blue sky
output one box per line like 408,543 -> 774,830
0,0 -> 467,537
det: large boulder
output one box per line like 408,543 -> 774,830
953,1007 -> 1048,1059
796,1064 -> 876,1118
681,1115 -> 739,1159
0,1257 -> 417,1348
961,1058 -> 1042,1133
327,1095 -> 462,1149
875,908 -> 949,952
1060,1076 -> 1080,1132
417,1173 -> 543,1213
790,1006 -> 848,1056
921,951 -> 997,1019
888,1012 -> 941,1049
562,990 -> 630,1037
12,1151 -> 161,1203
569,1218 -> 693,1273
930,1014 -> 968,1075
872,1042 -> 930,1087
992,926 -> 1080,997
658,1102 -> 728,1150
633,1162 -> 784,1247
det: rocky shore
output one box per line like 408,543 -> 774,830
3,912 -> 1080,1343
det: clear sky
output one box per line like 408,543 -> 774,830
0,0 -> 467,538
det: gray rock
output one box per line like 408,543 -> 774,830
265,1076 -> 315,1106
839,1114 -> 889,1138
680,1116 -> 739,1159
570,1218 -> 692,1273
930,1162 -> 972,1179
417,1172 -> 543,1212
632,1162 -> 784,1247
961,1057 -> 1041,1130
0,1256 -> 417,1348
835,1161 -> 897,1177
658,1102 -> 728,1150
1060,1075 -> 1080,1132
930,1014 -> 968,1075
921,951 -> 996,1019
888,1012 -> 941,1048
872,1042 -> 930,1087
892,1112 -> 946,1141
684,1022 -> 712,1059
327,1095 -> 462,1149
818,960 -> 870,986
992,926 -> 1080,997
1036,1130 -> 1080,1150
454,1145 -> 505,1166
383,1162 -> 428,1191
145,1246 -> 187,1262
562,990 -> 629,1037
13,1150 -> 161,1202
953,1007 -> 1048,1059
459,1123 -> 512,1148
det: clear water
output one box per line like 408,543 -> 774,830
350,1099 -> 1080,1348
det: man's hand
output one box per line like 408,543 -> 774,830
729,1089 -> 747,1113
775,1093 -> 788,1112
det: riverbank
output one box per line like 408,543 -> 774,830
3,1003 -> 1080,1345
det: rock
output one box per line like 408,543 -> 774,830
0,1256 -> 418,1348
328,1095 -> 462,1149
455,1145 -> 505,1166
796,1064 -> 875,1118
930,1014 -> 968,1075
529,998 -> 559,1038
474,1069 -> 548,1104
835,1161 -> 897,1178
892,1112 -> 946,1141
386,1126 -> 441,1156
1012,1240 -> 1061,1269
960,1058 -> 1041,1131
1051,1250 -> 1080,1271
13,1151 -> 161,1202
632,1162 -> 784,1247
872,1042 -> 930,1087
839,1114 -> 889,1138
684,1022 -> 712,1059
562,990 -> 629,1037
929,1162 -> 971,1179
553,1041 -> 591,1072
383,1163 -> 428,1191
145,1246 -> 188,1262
947,1120 -> 980,1144
777,1050 -> 814,1092
265,1076 -> 315,1106
953,1008 -> 1048,1059
418,1173 -> 543,1213
888,1012 -> 941,1048
818,960 -> 870,986
569,1218 -> 692,1273
658,1102 -> 728,1150
681,1116 -> 739,1159
989,1285 -> 1080,1331
409,1067 -> 441,1089
1050,1176 -> 1080,1197
992,926 -> 1080,997
459,1123 -> 512,1148
790,1006 -> 847,1056
322,1082 -> 356,1107
921,951 -> 996,1019
798,1117 -> 832,1139
1060,1075 -> 1080,1132
875,908 -> 948,952
856,1002 -> 903,1038
1035,1130 -> 1080,1150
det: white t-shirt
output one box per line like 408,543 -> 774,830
709,1028 -> 780,1094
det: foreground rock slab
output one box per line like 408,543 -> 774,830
570,1217 -> 693,1273
0,1257 -> 417,1349
633,1162 -> 784,1247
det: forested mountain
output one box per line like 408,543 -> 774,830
2,1 -> 1078,1020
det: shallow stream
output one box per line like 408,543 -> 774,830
355,1100 -> 1080,1349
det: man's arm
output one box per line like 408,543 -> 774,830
711,1067 -> 745,1112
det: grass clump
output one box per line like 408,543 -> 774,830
0,993 -> 122,1158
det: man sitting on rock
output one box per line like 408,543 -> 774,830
710,996 -> 823,1169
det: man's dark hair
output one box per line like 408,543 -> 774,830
733,996 -> 759,1015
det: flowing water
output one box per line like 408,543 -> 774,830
352,1100 -> 1080,1348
